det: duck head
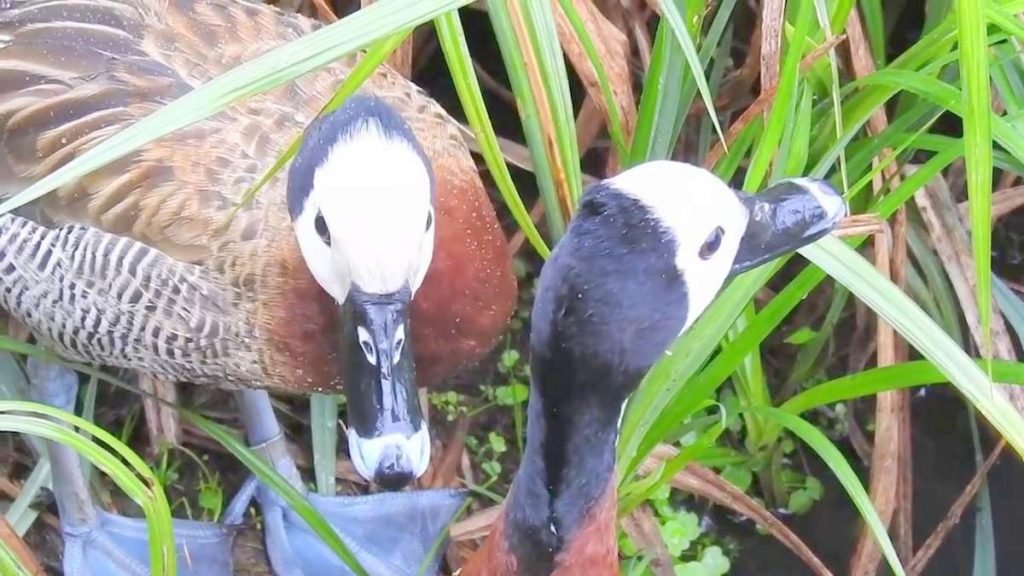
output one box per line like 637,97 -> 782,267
287,94 -> 434,490
499,161 -> 846,573
529,160 -> 847,398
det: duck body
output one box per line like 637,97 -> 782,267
0,0 -> 517,485
460,162 -> 846,575
0,0 -> 515,393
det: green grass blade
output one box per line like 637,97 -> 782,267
956,0 -> 995,359
657,0 -> 728,150
556,0 -> 630,159
618,418 -> 725,515
486,0 -> 567,237
0,538 -> 33,576
908,222 -> 966,344
924,0 -> 954,34
776,84 -> 814,179
183,410 -> 369,576
629,0 -> 738,165
745,0 -> 814,190
727,307 -> 769,451
0,0 -> 475,216
782,286 -> 850,395
800,236 -> 1024,458
967,408 -> 998,576
780,360 -> 1024,416
0,404 -> 176,575
754,407 -> 905,576
859,0 -> 887,65
989,42 -> 1024,118
629,18 -> 687,164
434,10 -> 550,257
521,0 -> 583,209
813,0 -> 850,192
310,394 -> 339,496
696,21 -> 736,165
994,275 -> 1024,337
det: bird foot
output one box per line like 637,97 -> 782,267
24,357 -> 249,576
237,390 -> 467,576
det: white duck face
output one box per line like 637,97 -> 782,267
527,160 -> 847,415
289,98 -> 436,302
287,94 -> 435,490
605,160 -> 846,334
605,161 -> 751,334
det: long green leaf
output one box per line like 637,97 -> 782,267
434,10 -> 550,257
0,0 -> 475,216
629,0 -> 738,165
183,410 -> 369,576
755,407 -> 905,576
629,18 -> 687,164
745,0 -> 813,190
486,0 -> 566,237
957,0 -> 995,360
657,0 -> 728,150
858,0 -> 887,65
522,0 -> 583,209
781,360 -> 1024,415
0,539 -> 33,576
556,0 -> 629,159
0,403 -> 175,575
967,408 -> 998,576
619,415 -> 726,515
310,393 -> 339,496
801,236 -> 1024,458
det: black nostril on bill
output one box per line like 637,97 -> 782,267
374,446 -> 415,491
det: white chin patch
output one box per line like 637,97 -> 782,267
347,425 -> 432,481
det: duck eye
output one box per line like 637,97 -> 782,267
356,326 -> 376,366
314,211 -> 331,246
699,226 -> 725,260
425,210 -> 433,232
393,324 -> 406,359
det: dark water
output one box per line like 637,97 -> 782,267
724,388 -> 1024,576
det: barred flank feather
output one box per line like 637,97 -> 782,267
0,213 -> 260,386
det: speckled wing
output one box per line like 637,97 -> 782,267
0,212 -> 261,387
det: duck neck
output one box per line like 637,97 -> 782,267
502,375 -> 624,573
